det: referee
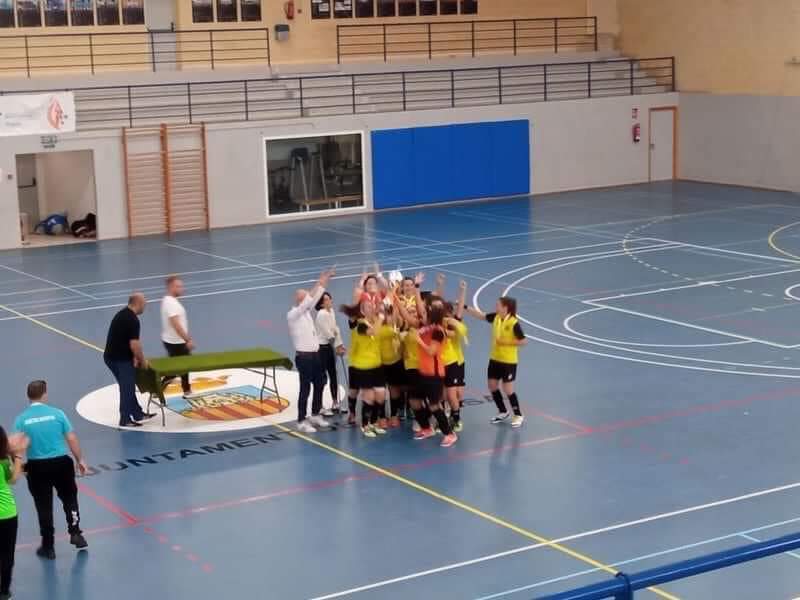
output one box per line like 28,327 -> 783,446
13,380 -> 88,560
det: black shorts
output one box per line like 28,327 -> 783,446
417,376 -> 444,405
383,360 -> 405,387
405,368 -> 420,398
350,366 -> 385,390
444,362 -> 465,388
487,360 -> 517,383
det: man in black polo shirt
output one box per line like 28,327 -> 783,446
103,293 -> 154,428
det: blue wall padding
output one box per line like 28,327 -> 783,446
371,120 -> 530,209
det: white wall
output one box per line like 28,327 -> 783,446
36,150 -> 97,222
0,130 -> 127,249
0,92 -> 678,248
679,93 -> 800,192
206,92 -> 678,228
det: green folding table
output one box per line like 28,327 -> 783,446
135,347 -> 294,426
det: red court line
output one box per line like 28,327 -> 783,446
77,482 -> 139,525
45,385 -> 800,546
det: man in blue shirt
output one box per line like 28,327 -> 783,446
14,380 -> 88,559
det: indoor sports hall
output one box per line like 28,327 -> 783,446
0,2 -> 798,600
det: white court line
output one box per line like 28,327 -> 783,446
309,482 -> 800,599
643,237 -> 800,265
164,243 -> 290,277
0,239 -> 650,321
474,517 -> 800,600
583,301 -> 789,349
739,534 -> 800,562
335,223 -> 479,252
0,264 -> 97,300
564,307 -> 751,349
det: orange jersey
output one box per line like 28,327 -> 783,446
417,325 -> 446,378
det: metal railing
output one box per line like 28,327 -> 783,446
2,56 -> 674,131
537,531 -> 800,600
0,27 -> 271,77
337,17 -> 598,63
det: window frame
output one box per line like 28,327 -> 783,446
263,130 -> 369,220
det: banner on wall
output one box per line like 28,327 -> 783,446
0,92 -> 75,138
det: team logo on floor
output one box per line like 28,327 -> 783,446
163,376 -> 290,421
77,367 -> 343,434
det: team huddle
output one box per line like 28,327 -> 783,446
305,268 -> 528,448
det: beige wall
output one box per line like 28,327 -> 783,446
618,0 -> 800,95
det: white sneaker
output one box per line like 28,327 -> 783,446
297,420 -> 317,433
320,408 -> 335,417
511,415 -> 525,428
490,412 -> 510,425
412,420 -> 421,433
309,414 -> 331,429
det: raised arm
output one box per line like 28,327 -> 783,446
434,273 -> 446,299
455,280 -> 467,319
465,306 -> 486,320
288,269 -> 334,321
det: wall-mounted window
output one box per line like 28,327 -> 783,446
265,133 -> 364,217
311,0 -> 329,18
216,0 -> 235,21
375,0 -> 392,16
96,0 -> 118,24
354,0 -> 372,18
44,0 -> 66,26
122,0 -> 144,24
0,0 -> 144,27
333,0 -> 352,18
439,0 -> 456,15
192,0 -> 212,22
17,0 -> 42,26
192,0 -> 256,23
314,0 -> 475,19
419,0 -> 435,15
398,0 -> 415,16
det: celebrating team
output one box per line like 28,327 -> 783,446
325,267 -> 527,448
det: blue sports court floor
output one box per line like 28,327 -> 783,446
3,180 -> 800,599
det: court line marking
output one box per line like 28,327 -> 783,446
0,263 -> 98,300
0,302 -> 103,352
739,534 -> 800,562
0,240 -> 662,322
288,424 -> 678,600
643,237 -> 800,265
586,267 -> 800,303
583,301 -> 788,349
475,516 -> 800,600
312,481 -> 800,600
0,238 -> 628,302
165,243 -> 290,277
313,226 -> 459,257
473,255 -> 800,376
768,221 -> 800,262
563,307 -> 752,349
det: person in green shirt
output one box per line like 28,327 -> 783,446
0,426 -> 27,600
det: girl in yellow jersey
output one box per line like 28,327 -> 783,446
443,280 -> 468,432
393,282 -> 426,429
340,301 -> 387,438
377,306 -> 405,428
466,297 -> 527,428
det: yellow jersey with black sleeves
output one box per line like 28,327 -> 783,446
349,319 -> 382,370
487,313 -> 524,364
442,319 -> 468,366
377,323 -> 402,366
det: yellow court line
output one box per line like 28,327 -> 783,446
0,303 -> 104,353
0,298 -> 677,598
768,222 -> 800,262
275,424 -> 679,600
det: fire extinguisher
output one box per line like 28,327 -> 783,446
632,123 -> 641,143
284,0 -> 294,19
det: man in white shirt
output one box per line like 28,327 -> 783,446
161,276 -> 193,397
287,268 -> 334,433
